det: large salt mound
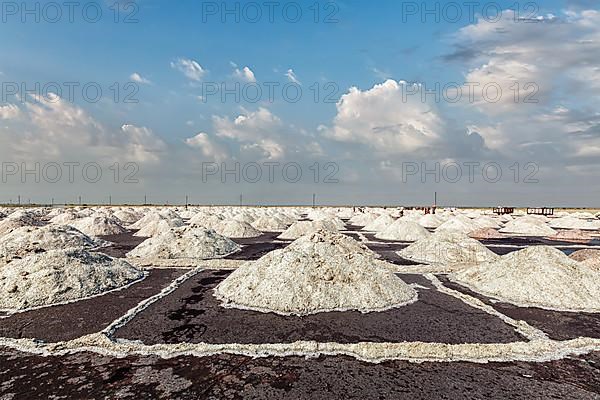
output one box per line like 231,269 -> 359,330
375,220 -> 431,241
0,225 -> 105,265
570,249 -> 600,262
451,246 -> 600,312
278,220 -> 337,240
0,216 -> 39,236
113,210 -> 141,225
418,214 -> 445,229
49,212 -> 79,225
349,213 -> 379,227
69,216 -> 127,237
362,214 -> 395,232
214,230 -> 417,316
188,213 -> 225,230
398,231 -> 499,268
435,216 -> 480,234
214,220 -> 261,238
127,227 -> 240,260
0,249 -> 143,310
251,216 -> 289,232
549,216 -> 600,230
134,218 -> 185,237
499,218 -> 557,236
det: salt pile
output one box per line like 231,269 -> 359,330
499,218 -> 557,237
569,249 -> 600,262
0,225 -> 105,265
133,218 -> 185,237
251,216 -> 289,232
451,246 -> 600,312
0,249 -> 143,310
468,228 -> 505,240
278,220 -> 338,240
398,231 -> 499,268
188,213 -> 225,230
375,220 -> 431,241
213,220 -> 261,238
69,216 -> 127,237
0,215 -> 39,236
214,230 -> 417,316
418,214 -> 445,229
113,209 -> 141,225
547,229 -> 593,243
435,215 -> 481,234
49,212 -> 79,225
349,212 -> 379,227
128,212 -> 183,230
549,216 -> 600,230
362,214 -> 395,232
127,226 -> 240,260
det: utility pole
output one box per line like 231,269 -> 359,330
312,193 -> 316,208
78,196 -> 82,205
109,195 -> 112,206
18,195 -> 20,205
239,194 -> 243,207
144,194 -> 147,205
185,195 -> 189,209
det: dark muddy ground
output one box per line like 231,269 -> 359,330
0,269 -> 187,343
439,276 -> 600,341
1,348 -> 599,399
114,270 -> 524,345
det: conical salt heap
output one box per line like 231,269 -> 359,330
398,231 -> 499,269
452,246 -> 600,312
127,226 -> 240,260
0,249 -> 143,310
375,220 -> 431,241
69,216 -> 127,237
215,230 -> 417,316
0,225 -> 106,265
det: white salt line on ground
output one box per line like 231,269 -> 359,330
424,274 -> 548,341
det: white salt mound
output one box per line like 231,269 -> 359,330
499,219 -> 557,236
435,216 -> 480,234
0,216 -> 38,236
278,220 -> 338,240
214,220 -> 261,238
398,231 -> 499,268
215,230 -> 417,316
418,214 -> 445,229
0,225 -> 105,265
452,246 -> 600,312
69,216 -> 127,237
362,214 -> 395,232
134,218 -> 185,237
127,226 -> 240,260
251,216 -> 289,232
375,220 -> 431,241
0,249 -> 143,310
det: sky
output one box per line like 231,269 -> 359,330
0,0 -> 599,207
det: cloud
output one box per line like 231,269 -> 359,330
171,58 -> 206,81
0,104 -> 20,120
185,132 -> 229,161
285,69 -> 301,84
0,94 -> 165,164
129,72 -> 151,84
233,66 -> 257,82
319,80 -> 443,155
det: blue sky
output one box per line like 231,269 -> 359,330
1,1 -> 599,206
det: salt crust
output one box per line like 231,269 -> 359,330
215,230 -> 417,316
278,220 -> 338,240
